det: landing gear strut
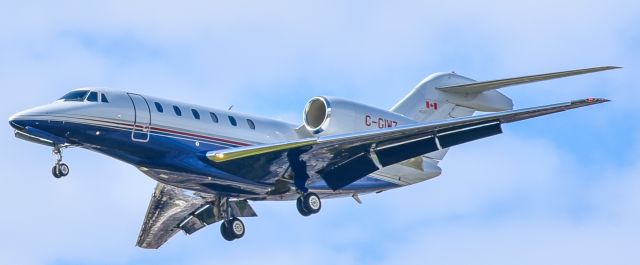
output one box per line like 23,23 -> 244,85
286,148 -> 322,217
296,192 -> 321,217
51,146 -> 69,178
216,197 -> 246,241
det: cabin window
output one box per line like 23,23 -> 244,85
173,105 -> 182,116
210,112 -> 219,123
59,90 -> 89,101
154,102 -> 163,113
247,119 -> 256,130
228,116 -> 237,126
101,93 -> 109,103
86,91 -> 98,102
191,109 -> 201,120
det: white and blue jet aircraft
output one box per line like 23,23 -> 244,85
9,66 -> 617,248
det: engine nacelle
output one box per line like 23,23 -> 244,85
303,96 -> 416,136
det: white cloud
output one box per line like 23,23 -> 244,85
364,131 -> 640,264
379,218 -> 639,265
0,0 -> 639,264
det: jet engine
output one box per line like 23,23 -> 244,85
303,96 -> 415,136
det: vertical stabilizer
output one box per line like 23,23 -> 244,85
391,72 -> 514,122
388,66 -> 616,171
391,72 -> 514,161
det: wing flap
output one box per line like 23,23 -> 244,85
136,183 -> 206,249
437,66 -> 619,94
437,121 -> 503,148
136,182 -> 258,249
318,152 -> 381,190
375,121 -> 502,167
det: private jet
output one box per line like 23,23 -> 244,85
8,66 -> 617,248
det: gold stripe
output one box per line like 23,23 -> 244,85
209,139 -> 317,162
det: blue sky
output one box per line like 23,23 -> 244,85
1,1 -> 639,264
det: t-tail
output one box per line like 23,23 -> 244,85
391,66 -> 620,161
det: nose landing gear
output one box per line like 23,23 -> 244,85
52,163 -> 69,178
51,146 -> 70,178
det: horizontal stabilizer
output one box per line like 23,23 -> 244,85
437,66 -> 620,94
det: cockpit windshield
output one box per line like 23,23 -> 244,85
59,90 -> 90,102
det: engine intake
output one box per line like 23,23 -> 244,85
304,97 -> 329,133
303,96 -> 415,136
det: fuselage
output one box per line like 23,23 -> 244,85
9,89 -> 406,199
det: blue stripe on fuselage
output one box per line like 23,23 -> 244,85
18,119 -> 259,182
15,117 -> 401,197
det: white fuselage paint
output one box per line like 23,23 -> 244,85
10,88 -> 443,198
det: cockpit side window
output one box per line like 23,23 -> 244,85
87,91 -> 98,102
101,93 -> 109,103
59,90 -> 90,102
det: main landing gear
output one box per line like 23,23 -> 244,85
296,192 -> 322,217
51,146 -> 70,179
215,198 -> 246,241
287,149 -> 322,217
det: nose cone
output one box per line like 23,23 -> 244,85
9,111 -> 27,131
9,103 -> 62,131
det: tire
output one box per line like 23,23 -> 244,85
302,192 -> 321,214
296,197 -> 312,217
52,166 -> 62,179
220,221 -> 235,241
58,163 -> 70,177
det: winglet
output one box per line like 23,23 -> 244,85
437,66 -> 621,94
571,97 -> 610,106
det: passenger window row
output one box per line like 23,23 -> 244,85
152,101 -> 255,129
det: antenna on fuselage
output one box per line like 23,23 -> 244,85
228,105 -> 234,111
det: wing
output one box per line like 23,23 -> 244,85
208,98 -> 608,190
136,182 -> 257,249
437,66 -> 619,94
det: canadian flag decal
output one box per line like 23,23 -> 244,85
425,100 -> 438,110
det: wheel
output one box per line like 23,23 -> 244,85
220,218 -> 245,241
58,163 -> 69,177
296,197 -> 312,217
302,192 -> 321,214
52,165 -> 62,179
228,218 -> 245,239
